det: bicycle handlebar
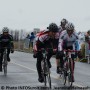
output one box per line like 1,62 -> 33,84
37,48 -> 57,52
0,47 -> 13,49
63,50 -> 80,52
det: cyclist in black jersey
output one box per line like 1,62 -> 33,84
0,27 -> 14,71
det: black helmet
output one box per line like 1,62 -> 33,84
48,23 -> 58,32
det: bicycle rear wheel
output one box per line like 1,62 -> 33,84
3,55 -> 7,76
4,64 -> 7,76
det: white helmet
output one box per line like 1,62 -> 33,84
2,27 -> 9,33
65,22 -> 74,31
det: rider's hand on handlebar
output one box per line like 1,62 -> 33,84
11,48 -> 14,53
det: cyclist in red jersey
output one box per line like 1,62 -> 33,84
33,23 -> 58,82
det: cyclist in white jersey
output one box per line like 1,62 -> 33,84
56,22 -> 81,73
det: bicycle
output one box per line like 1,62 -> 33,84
2,47 -> 13,76
1,47 -> 9,76
60,50 -> 79,87
40,48 -> 52,89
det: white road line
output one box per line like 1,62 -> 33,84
11,61 -> 37,72
11,61 -> 86,88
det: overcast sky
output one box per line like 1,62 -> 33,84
0,0 -> 90,32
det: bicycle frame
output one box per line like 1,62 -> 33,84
62,50 -> 79,87
41,49 -> 51,88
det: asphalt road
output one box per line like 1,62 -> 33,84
0,51 -> 90,90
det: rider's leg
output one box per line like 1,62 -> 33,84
56,52 -> 60,73
7,49 -> 10,62
36,51 -> 44,82
56,51 -> 64,73
56,59 -> 60,73
71,54 -> 75,71
0,49 -> 4,71
46,53 -> 52,68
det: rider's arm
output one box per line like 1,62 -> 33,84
58,38 -> 63,51
58,30 -> 67,51
74,40 -> 81,50
58,31 -> 65,51
0,34 -> 3,48
75,32 -> 81,51
10,35 -> 14,49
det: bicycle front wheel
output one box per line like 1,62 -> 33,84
44,61 -> 51,89
47,72 -> 51,88
67,60 -> 74,87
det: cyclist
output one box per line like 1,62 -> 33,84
56,18 -> 68,73
85,30 -> 90,43
56,22 -> 81,79
0,27 -> 14,71
60,18 -> 68,30
85,30 -> 90,63
33,23 -> 58,82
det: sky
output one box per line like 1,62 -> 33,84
0,0 -> 90,32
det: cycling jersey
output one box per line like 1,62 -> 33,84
0,34 -> 14,48
58,30 -> 80,51
35,30 -> 50,42
33,30 -> 53,51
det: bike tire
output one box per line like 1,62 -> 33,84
44,74 -> 47,86
4,65 -> 7,76
47,72 -> 51,88
68,60 -> 74,87
62,59 -> 68,85
63,71 -> 67,85
45,60 -> 52,89
3,56 -> 7,76
43,61 -> 47,86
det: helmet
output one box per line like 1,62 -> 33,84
48,23 -> 58,32
61,18 -> 68,25
65,22 -> 74,31
2,27 -> 9,33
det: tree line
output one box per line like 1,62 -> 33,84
9,29 -> 29,41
